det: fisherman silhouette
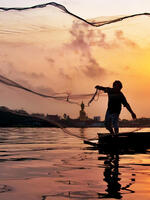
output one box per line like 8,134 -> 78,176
95,80 -> 136,135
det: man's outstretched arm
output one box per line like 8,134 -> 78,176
95,85 -> 109,92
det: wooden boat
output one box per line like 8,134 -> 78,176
84,132 -> 150,154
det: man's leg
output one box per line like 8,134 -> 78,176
104,110 -> 114,135
112,113 -> 119,135
114,127 -> 119,134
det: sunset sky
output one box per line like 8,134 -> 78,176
0,0 -> 150,120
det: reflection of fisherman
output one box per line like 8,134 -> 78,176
95,80 -> 136,135
98,153 -> 122,199
104,154 -> 121,199
98,152 -> 135,199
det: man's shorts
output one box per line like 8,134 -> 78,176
104,110 -> 119,129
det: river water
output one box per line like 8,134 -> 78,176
0,127 -> 150,200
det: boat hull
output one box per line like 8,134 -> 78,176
84,132 -> 150,154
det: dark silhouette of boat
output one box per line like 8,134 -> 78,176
84,131 -> 150,154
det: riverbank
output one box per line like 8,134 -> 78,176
0,109 -> 149,128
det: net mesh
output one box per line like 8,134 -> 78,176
0,1 -> 150,122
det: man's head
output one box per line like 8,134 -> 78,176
113,80 -> 122,91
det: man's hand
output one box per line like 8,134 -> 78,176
131,112 -> 136,120
95,85 -> 100,89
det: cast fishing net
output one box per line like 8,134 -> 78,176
0,1 -> 150,137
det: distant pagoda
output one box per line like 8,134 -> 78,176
79,101 -> 88,121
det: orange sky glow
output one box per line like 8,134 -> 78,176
0,1 -> 150,120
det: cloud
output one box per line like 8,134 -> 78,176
0,59 -> 46,80
68,21 -> 138,50
21,71 -> 46,79
0,58 -> 56,95
115,30 -> 138,48
86,29 -> 117,49
59,68 -> 72,80
46,57 -> 55,64
64,21 -> 106,78
83,58 -> 105,78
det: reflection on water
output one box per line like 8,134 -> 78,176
79,128 -> 85,139
99,153 -> 122,199
0,127 -> 150,200
98,152 -> 136,199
